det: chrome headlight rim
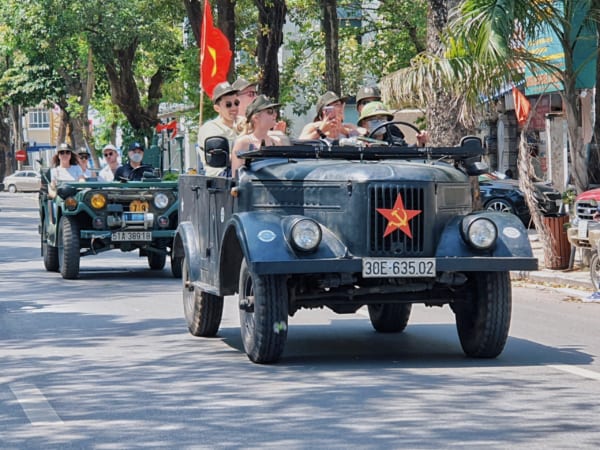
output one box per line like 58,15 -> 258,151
289,218 -> 322,253
464,217 -> 497,250
153,192 -> 170,209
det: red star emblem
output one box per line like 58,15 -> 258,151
376,195 -> 422,238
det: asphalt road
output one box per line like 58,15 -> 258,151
2,191 -> 600,449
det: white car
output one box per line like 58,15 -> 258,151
3,170 -> 42,193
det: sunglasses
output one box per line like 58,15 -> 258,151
240,91 -> 257,98
224,99 -> 240,108
103,151 -> 115,157
58,150 -> 71,155
78,154 -> 89,160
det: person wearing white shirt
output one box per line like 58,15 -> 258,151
49,143 -> 84,198
98,144 -> 121,181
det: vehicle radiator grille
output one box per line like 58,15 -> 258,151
368,184 -> 425,256
576,200 -> 597,221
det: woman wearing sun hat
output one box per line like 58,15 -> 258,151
48,143 -> 85,198
230,94 -> 283,177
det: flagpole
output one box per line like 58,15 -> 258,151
199,0 -> 208,131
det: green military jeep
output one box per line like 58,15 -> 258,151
39,169 -> 180,279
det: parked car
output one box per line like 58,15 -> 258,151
3,170 -> 42,193
479,172 -> 562,225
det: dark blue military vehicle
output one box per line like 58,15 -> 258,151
174,134 -> 537,363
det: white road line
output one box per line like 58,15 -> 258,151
9,382 -> 63,425
549,364 -> 600,381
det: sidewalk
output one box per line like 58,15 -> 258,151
510,229 -> 594,291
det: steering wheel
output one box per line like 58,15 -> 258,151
367,120 -> 421,146
128,164 -> 154,180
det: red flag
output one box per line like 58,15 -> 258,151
156,120 -> 178,139
512,87 -> 531,126
200,0 -> 232,98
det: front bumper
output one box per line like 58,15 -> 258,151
250,256 -> 538,276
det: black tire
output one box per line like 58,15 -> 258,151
171,254 -> 183,278
590,252 -> 600,291
455,272 -> 511,358
182,256 -> 223,336
239,258 -> 288,364
42,221 -> 59,272
8,184 -> 17,193
147,251 -> 166,270
368,303 -> 412,333
58,216 -> 80,279
43,242 -> 59,272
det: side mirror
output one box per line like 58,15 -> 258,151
204,136 -> 230,168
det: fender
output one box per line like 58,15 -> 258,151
225,211 -> 350,271
175,221 -> 201,283
436,212 -> 533,258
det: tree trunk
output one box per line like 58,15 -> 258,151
184,0 -> 203,47
0,104 -> 10,179
216,0 -> 236,80
255,0 -> 286,100
103,40 -> 164,141
320,0 -> 340,94
426,0 -> 468,146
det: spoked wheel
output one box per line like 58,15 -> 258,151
58,216 -> 80,279
590,252 -> 600,291
182,256 -> 223,336
368,303 -> 412,333
484,198 -> 515,215
238,258 -> 288,364
454,272 -> 511,358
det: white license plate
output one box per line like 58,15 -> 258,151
578,220 -> 589,239
112,231 -> 152,241
362,258 -> 436,278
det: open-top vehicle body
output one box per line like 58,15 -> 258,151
175,136 -> 537,363
39,173 -> 180,279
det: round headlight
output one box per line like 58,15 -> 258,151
65,197 -> 78,211
90,193 -> 106,209
290,219 -> 322,252
590,199 -> 598,207
466,218 -> 497,250
154,193 -> 169,209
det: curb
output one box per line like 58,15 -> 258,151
511,270 -> 594,291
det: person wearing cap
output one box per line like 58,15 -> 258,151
358,101 -> 428,147
114,142 -> 152,181
98,144 -> 122,181
197,81 -> 240,176
355,85 -> 382,113
298,91 -> 360,141
48,143 -> 85,198
76,147 -> 94,178
232,77 -> 258,117
230,95 -> 283,177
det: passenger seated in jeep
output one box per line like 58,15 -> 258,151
48,143 -> 85,198
231,95 -> 284,177
115,142 -> 153,181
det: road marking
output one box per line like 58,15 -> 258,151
9,382 -> 63,425
549,365 -> 600,381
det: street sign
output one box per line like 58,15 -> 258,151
15,149 -> 27,162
